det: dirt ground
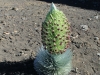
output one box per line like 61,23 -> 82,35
0,0 -> 100,75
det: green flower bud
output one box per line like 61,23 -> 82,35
41,3 -> 70,54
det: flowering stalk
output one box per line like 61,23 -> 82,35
34,3 -> 72,75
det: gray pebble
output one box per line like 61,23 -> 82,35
94,15 -> 99,19
11,7 -> 19,11
80,25 -> 88,31
21,17 -> 27,20
97,53 -> 100,56
94,37 -> 99,40
87,18 -> 92,21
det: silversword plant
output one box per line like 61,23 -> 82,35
34,3 -> 72,75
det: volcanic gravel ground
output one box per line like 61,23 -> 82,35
0,0 -> 100,75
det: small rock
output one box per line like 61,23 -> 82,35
94,37 -> 99,40
94,37 -> 100,44
97,53 -> 100,56
0,21 -> 4,23
47,4 -> 50,6
38,12 -> 40,14
14,30 -> 18,33
21,49 -> 30,51
87,18 -> 92,21
94,15 -> 99,19
99,57 -> 100,60
24,54 -> 28,56
82,61 -> 84,63
15,52 -> 22,56
11,7 -> 19,11
35,23 -> 37,25
80,25 -> 88,31
72,67 -> 78,73
71,32 -> 79,39
3,49 -> 8,53
71,68 -> 77,73
21,17 -> 27,20
3,32 -> 10,35
75,43 -> 81,48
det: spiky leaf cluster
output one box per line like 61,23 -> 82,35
41,4 -> 70,54
34,47 -> 72,75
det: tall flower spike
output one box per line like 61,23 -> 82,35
41,2 -> 70,54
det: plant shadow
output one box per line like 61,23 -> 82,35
0,58 -> 38,75
40,0 -> 100,11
